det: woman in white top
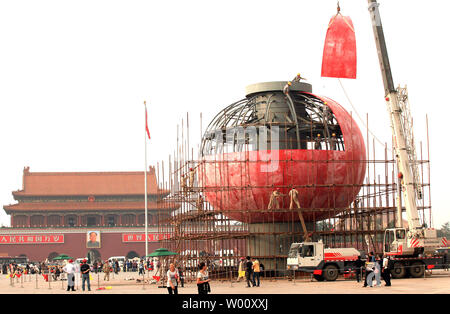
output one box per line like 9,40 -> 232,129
166,263 -> 179,294
196,262 -> 211,294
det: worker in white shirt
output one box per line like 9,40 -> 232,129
268,189 -> 282,210
188,167 -> 196,190
289,187 -> 301,210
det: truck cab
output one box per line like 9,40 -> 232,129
287,240 -> 362,281
287,241 -> 324,271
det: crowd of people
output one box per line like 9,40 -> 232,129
357,252 -> 392,287
237,256 -> 264,287
0,252 -> 401,293
0,257 -> 158,291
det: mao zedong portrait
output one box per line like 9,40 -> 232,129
87,231 -> 100,248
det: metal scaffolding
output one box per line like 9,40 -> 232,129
154,109 -> 432,283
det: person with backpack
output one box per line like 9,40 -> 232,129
362,253 -> 373,287
364,260 -> 376,287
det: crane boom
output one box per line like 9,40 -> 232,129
367,0 -> 422,232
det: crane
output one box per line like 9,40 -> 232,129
286,1 -> 449,281
367,0 -> 442,258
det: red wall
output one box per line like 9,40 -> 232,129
0,231 -> 162,262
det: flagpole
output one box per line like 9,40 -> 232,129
144,100 -> 149,260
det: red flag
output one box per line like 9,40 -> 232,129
145,106 -> 151,140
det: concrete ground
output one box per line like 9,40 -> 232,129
1,270 -> 449,294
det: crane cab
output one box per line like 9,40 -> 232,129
384,228 -> 407,255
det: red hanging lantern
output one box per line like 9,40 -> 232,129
321,4 -> 357,79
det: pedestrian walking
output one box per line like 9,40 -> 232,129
354,256 -> 364,283
374,255 -> 382,287
363,256 -> 372,287
103,260 -> 111,281
178,268 -> 185,287
166,263 -> 179,294
365,260 -> 376,287
54,266 -> 61,280
362,252 -> 375,287
63,259 -> 76,291
74,260 -> 81,289
237,257 -> 245,282
382,255 -> 392,286
80,259 -> 91,291
156,259 -> 161,275
245,256 -> 254,287
197,262 -> 211,294
252,258 -> 261,287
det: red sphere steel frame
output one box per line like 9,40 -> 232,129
199,95 -> 366,223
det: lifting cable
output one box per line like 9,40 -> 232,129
337,78 -> 392,152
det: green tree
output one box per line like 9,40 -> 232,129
437,222 -> 450,238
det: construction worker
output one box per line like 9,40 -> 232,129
188,167 -> 196,190
196,194 -> 204,211
330,133 -> 337,150
289,187 -> 301,210
283,81 -> 292,95
293,73 -> 306,82
181,174 -> 188,196
314,133 -> 322,150
323,106 -> 331,123
268,189 -> 282,210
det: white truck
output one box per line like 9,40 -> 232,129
287,241 -> 363,281
287,0 -> 449,281
287,239 -> 448,281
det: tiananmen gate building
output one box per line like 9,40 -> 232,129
0,167 -> 174,262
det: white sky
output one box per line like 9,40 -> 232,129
0,0 -> 449,228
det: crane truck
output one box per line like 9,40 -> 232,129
287,0 -> 449,281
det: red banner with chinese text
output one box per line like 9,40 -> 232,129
122,233 -> 170,243
0,234 -> 64,244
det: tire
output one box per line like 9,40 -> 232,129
409,262 -> 425,278
391,262 -> 406,279
323,265 -> 339,281
313,274 -> 324,281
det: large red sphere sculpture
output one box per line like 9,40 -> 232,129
198,81 -> 366,223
